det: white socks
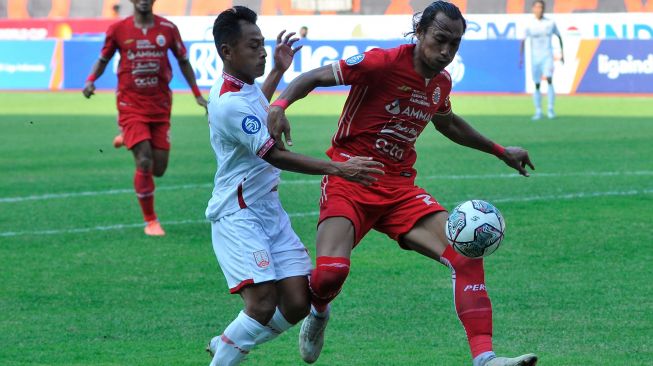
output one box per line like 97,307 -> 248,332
547,83 -> 555,113
254,307 -> 293,344
533,88 -> 542,115
210,311 -> 265,366
473,351 -> 497,366
211,308 -> 294,366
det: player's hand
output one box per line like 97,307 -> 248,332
335,156 -> 385,186
273,30 -> 302,73
499,146 -> 535,177
82,81 -> 96,98
267,106 -> 292,150
196,95 -> 208,114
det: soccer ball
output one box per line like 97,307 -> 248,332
445,200 -> 505,258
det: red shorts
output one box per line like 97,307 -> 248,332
318,175 -> 447,248
118,113 -> 171,150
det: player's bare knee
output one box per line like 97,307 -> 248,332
534,83 -> 541,90
244,295 -> 277,325
152,167 -> 166,177
280,294 -> 310,324
135,155 -> 153,171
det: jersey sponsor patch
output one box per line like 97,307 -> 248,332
345,53 -> 365,66
241,115 -> 262,134
433,86 -> 441,105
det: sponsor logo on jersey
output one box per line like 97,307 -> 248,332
241,115 -> 262,134
127,50 -> 165,60
463,284 -> 486,292
132,61 -> 160,75
134,76 -> 158,88
385,99 -> 401,115
397,85 -> 413,93
433,86 -> 441,105
253,250 -> 270,268
136,39 -> 155,49
345,53 -> 365,66
124,39 -> 134,44
400,106 -> 433,122
409,89 -> 430,107
380,118 -> 421,142
375,138 -> 404,161
156,34 -> 166,47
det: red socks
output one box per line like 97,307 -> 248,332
441,245 -> 493,358
134,168 -> 157,222
309,256 -> 350,312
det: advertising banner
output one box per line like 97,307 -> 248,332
0,40 -> 59,89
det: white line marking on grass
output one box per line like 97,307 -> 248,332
2,170 -> 652,204
1,190 -> 651,238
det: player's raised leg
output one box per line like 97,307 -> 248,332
299,217 -> 355,363
131,140 -> 164,236
401,212 -> 537,366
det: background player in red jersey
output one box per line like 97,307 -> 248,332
82,0 -> 207,236
267,2 -> 537,366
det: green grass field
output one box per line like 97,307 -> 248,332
1,92 -> 652,366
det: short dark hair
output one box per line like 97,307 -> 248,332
213,6 -> 258,59
533,0 -> 545,8
406,1 -> 466,38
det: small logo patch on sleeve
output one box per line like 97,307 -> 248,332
241,115 -> 262,134
345,53 -> 365,66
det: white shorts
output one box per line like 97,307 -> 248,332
211,191 -> 312,294
531,56 -> 554,83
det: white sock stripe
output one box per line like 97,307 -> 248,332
2,188 -> 652,237
2,170 -> 651,203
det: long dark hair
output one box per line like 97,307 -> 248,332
405,1 -> 466,39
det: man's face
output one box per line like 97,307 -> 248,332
532,2 -> 544,18
416,12 -> 464,72
223,21 -> 267,80
131,0 -> 154,14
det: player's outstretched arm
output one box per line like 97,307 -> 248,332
267,65 -> 337,149
260,30 -> 302,101
177,58 -> 208,112
432,112 -> 535,176
82,59 -> 108,99
263,147 -> 384,186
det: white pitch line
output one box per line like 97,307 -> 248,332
2,170 -> 652,204
1,189 -> 651,238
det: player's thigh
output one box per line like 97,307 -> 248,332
542,57 -> 554,79
210,212 -> 277,294
316,217 -> 356,258
400,211 -> 450,261
531,59 -> 544,83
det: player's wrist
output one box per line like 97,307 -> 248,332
191,84 -> 202,98
491,143 -> 506,158
271,98 -> 290,110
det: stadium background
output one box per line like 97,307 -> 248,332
2,1 -> 652,365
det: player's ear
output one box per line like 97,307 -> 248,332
220,43 -> 232,61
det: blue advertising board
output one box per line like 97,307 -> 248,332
576,40 -> 653,93
61,39 -> 524,93
0,40 -> 57,89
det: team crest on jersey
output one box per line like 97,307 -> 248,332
156,34 -> 166,47
242,115 -> 262,134
345,53 -> 365,66
253,250 -> 270,268
433,86 -> 441,105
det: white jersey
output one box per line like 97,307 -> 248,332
205,72 -> 279,221
525,16 -> 560,61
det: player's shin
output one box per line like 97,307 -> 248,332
254,307 -> 293,345
440,246 -> 494,360
309,256 -> 350,312
211,311 -> 267,366
134,168 -> 157,222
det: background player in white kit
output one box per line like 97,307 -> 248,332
520,0 -> 564,120
204,7 -> 384,366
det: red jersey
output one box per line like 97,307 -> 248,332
100,15 -> 187,117
330,44 -> 452,184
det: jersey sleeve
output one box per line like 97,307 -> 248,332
552,22 -> 561,37
332,47 -> 388,86
170,24 -> 188,60
215,97 -> 275,158
99,23 -> 118,61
